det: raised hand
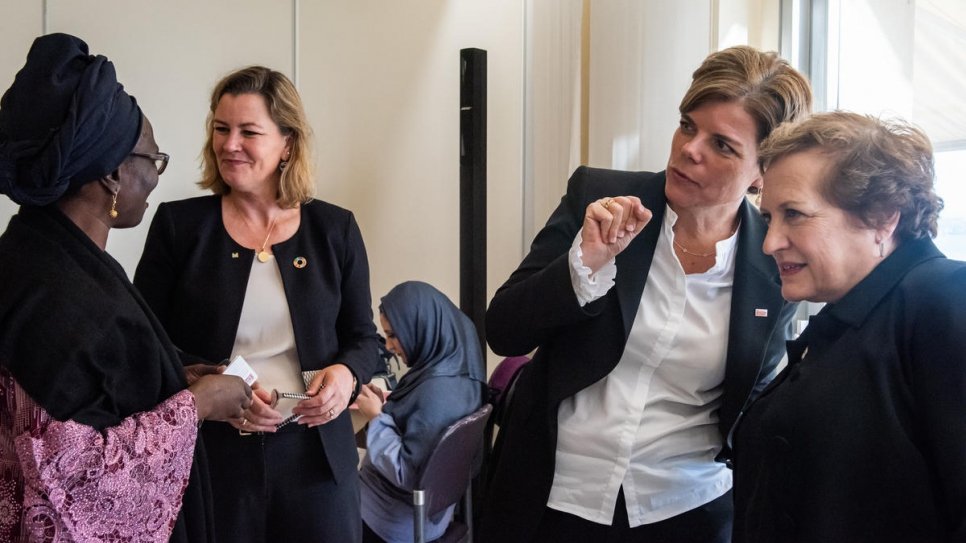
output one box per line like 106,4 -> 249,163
349,383 -> 386,422
580,196 -> 653,272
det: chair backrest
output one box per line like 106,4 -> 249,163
487,356 -> 530,407
415,403 -> 493,518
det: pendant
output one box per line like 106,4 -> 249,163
257,250 -> 271,263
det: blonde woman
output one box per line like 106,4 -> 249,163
135,66 -> 381,543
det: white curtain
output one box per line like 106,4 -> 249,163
524,0 -> 584,249
587,0 -> 713,172
523,1 -> 781,249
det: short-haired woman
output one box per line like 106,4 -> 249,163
733,111 -> 965,542
483,46 -> 812,543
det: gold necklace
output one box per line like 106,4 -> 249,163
256,215 -> 278,263
673,238 -> 715,258
672,224 -> 739,258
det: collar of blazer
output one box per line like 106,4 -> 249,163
612,175 -> 786,382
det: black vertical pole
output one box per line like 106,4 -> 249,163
460,48 -> 487,354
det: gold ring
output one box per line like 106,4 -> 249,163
327,409 -> 336,419
601,198 -> 614,210
242,418 -> 249,426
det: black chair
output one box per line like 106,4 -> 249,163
413,403 -> 493,543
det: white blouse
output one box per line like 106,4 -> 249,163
548,205 -> 735,526
230,255 -> 303,419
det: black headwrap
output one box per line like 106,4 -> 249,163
0,33 -> 142,206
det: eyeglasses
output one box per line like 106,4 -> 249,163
130,151 -> 170,175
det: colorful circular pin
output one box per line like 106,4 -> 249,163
293,256 -> 307,269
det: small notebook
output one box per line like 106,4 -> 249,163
274,370 -> 323,430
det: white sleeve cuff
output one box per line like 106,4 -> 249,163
569,228 -> 616,307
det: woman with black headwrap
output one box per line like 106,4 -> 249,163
0,33 -> 252,543
354,281 -> 487,543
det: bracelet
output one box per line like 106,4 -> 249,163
347,372 -> 361,406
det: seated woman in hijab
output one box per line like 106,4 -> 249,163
0,34 -> 252,543
354,281 -> 487,543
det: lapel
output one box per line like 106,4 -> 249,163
613,189 -> 786,413
203,198 -> 257,361
614,172 -> 668,339
722,199 -> 787,410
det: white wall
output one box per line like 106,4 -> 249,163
299,1 -> 524,330
0,0 -> 41,222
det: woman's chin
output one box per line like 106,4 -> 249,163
780,285 -> 812,303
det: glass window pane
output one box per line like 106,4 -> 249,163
820,0 -> 966,260
935,149 -> 966,260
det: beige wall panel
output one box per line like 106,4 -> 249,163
37,0 -> 294,273
0,1 -> 43,221
299,1 -> 524,366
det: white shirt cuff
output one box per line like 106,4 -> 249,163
569,228 -> 616,307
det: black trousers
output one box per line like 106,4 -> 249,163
532,488 -> 733,543
203,422 -> 361,543
362,521 -> 388,543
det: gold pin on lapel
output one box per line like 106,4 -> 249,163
293,256 -> 307,269
231,252 -> 239,259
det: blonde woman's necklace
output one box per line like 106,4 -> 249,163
256,215 -> 279,263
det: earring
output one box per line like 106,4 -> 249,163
748,186 -> 762,207
279,160 -> 288,172
109,191 -> 119,219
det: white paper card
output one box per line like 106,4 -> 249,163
223,355 -> 257,386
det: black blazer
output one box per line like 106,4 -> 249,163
134,195 -> 381,481
732,238 -> 966,542
482,166 -> 796,541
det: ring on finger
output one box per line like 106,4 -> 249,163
242,418 -> 249,426
601,197 -> 614,211
327,409 -> 336,419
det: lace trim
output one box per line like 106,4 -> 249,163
2,371 -> 198,542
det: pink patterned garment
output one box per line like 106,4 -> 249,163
0,370 -> 198,543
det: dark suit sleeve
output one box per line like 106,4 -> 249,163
332,212 -> 381,382
486,166 -> 607,356
908,265 -> 966,538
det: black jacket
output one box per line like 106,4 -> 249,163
134,195 -> 381,481
732,237 -> 966,543
0,205 -> 215,543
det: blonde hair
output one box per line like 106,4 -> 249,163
680,46 -> 813,144
760,111 -> 942,240
198,66 -> 314,207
